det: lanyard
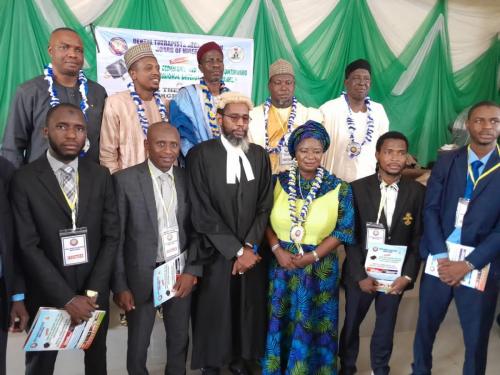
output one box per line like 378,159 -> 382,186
60,173 -> 79,230
149,167 -> 176,227
376,186 -> 387,224
376,181 -> 399,225
466,144 -> 500,190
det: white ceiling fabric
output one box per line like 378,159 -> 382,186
61,0 -> 500,72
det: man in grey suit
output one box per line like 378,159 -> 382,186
112,122 -> 200,375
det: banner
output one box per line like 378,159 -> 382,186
94,27 -> 254,99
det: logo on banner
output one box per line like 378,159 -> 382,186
228,46 -> 244,63
109,37 -> 128,56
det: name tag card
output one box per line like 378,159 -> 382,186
161,226 -> 180,260
455,198 -> 469,228
366,222 -> 386,249
59,227 -> 88,266
279,134 -> 293,167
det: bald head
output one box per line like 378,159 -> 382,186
145,122 -> 180,171
48,28 -> 84,77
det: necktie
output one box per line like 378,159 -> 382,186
471,160 -> 483,181
464,160 -> 483,199
60,165 -> 76,202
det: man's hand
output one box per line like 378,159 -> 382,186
173,273 -> 197,298
358,277 -> 378,294
388,276 -> 410,295
291,253 -> 314,269
113,290 -> 135,312
236,248 -> 261,271
436,257 -> 449,282
65,295 -> 97,325
438,260 -> 470,286
274,247 -> 296,270
9,301 -> 29,332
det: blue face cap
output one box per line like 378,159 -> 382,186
287,120 -> 330,159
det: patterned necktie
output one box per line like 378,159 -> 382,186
60,165 -> 76,202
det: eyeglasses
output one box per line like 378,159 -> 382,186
222,114 -> 251,124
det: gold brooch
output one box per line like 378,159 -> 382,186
403,212 -> 413,226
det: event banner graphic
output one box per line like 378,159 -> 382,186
95,26 -> 254,99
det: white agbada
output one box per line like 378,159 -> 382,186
321,96 -> 389,182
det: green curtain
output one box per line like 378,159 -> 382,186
94,0 -> 204,34
0,0 -> 498,165
0,0 -> 50,140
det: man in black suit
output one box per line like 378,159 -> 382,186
339,131 -> 425,375
10,103 -> 119,375
0,156 -> 29,375
113,122 -> 201,375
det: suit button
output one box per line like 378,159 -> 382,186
388,236 -> 392,240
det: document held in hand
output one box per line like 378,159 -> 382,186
424,241 -> 490,291
153,251 -> 187,307
365,243 -> 407,293
24,308 -> 106,351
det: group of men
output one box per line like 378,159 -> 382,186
0,26 -> 498,375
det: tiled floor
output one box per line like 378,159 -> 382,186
7,296 -> 500,374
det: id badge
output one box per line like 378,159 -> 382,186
279,148 -> 293,167
161,226 -> 180,260
279,134 -> 293,167
366,222 -> 386,249
454,198 -> 469,228
59,227 -> 88,266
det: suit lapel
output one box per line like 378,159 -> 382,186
471,149 -> 499,199
138,162 -> 159,239
389,179 -> 410,235
173,167 -> 185,226
76,160 -> 91,224
366,174 -> 383,224
451,147 -> 468,196
36,156 -> 71,218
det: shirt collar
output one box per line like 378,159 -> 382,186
467,146 -> 495,166
377,173 -> 400,191
148,159 -> 173,179
46,149 -> 78,173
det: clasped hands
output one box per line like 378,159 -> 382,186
436,258 -> 470,286
232,246 -> 262,275
358,276 -> 410,295
273,246 -> 315,270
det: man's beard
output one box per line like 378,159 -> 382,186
224,132 -> 250,153
273,97 -> 292,108
48,141 -> 81,162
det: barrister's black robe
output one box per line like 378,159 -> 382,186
187,139 -> 273,369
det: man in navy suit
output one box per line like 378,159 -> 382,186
411,101 -> 500,375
